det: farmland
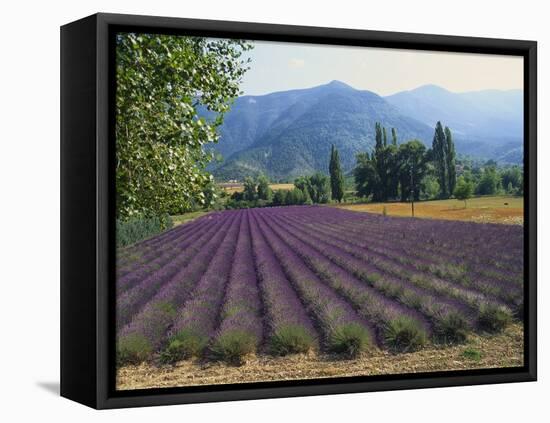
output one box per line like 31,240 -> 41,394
336,195 -> 523,225
116,206 -> 524,388
219,182 -> 295,194
118,323 -> 523,389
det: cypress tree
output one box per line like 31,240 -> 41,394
372,123 -> 399,201
388,143 -> 400,199
329,145 -> 335,198
329,144 -> 345,202
387,128 -> 399,199
391,127 -> 398,146
374,123 -> 386,201
432,121 -> 448,198
375,122 -> 383,149
445,126 -> 456,196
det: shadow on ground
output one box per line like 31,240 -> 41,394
36,381 -> 60,396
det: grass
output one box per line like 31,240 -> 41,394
209,330 -> 259,364
334,195 -> 523,225
462,348 -> 482,361
328,323 -> 371,358
384,316 -> 428,352
171,211 -> 209,226
269,325 -> 316,356
117,323 -> 524,390
477,304 -> 513,333
160,329 -> 210,364
117,334 -> 152,365
433,312 -> 470,344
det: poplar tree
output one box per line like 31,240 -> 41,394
115,33 -> 252,218
391,127 -> 398,146
445,126 -> 457,196
374,123 -> 388,201
379,125 -> 399,200
432,121 -> 449,198
375,122 -> 383,149
329,144 -> 345,202
431,122 -> 457,199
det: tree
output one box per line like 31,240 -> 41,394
432,121 -> 448,198
420,174 -> 440,200
454,177 -> 474,207
257,174 -> 273,202
445,126 -> 457,196
501,166 -> 522,192
294,176 -> 311,201
272,190 -> 286,206
517,170 -> 524,196
294,176 -> 309,193
354,152 -> 378,199
461,169 -> 475,185
397,140 -> 429,202
386,144 -> 400,200
308,173 -> 331,203
431,123 -> 456,199
375,122 -> 383,150
115,33 -> 252,218
294,174 -> 329,204
203,181 -> 223,210
354,123 -> 400,202
284,188 -> 305,205
373,123 -> 386,200
373,123 -> 399,201
477,166 -> 501,195
243,177 -> 257,202
391,128 -> 398,146
329,145 -> 345,202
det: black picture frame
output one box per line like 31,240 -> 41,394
60,12 -> 537,409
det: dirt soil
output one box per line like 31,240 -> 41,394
117,323 -> 523,390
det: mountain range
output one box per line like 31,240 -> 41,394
209,81 -> 523,181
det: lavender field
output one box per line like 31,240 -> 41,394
116,206 -> 523,365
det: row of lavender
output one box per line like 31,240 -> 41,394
116,206 -> 523,364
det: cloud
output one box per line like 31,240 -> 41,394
288,58 -> 305,69
248,98 -> 257,104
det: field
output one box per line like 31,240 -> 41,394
118,323 -> 523,389
116,206 -> 524,389
219,182 -> 295,194
336,195 -> 523,225
171,211 -> 209,227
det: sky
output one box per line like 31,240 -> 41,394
239,40 -> 523,97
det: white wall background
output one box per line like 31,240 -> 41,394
0,0 -> 546,420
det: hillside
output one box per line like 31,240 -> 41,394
213,81 -> 432,180
211,81 -> 523,181
385,84 -> 523,158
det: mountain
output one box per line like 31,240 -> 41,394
211,81 -> 523,181
212,81 -> 432,180
207,85 -> 326,160
385,85 -> 523,154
